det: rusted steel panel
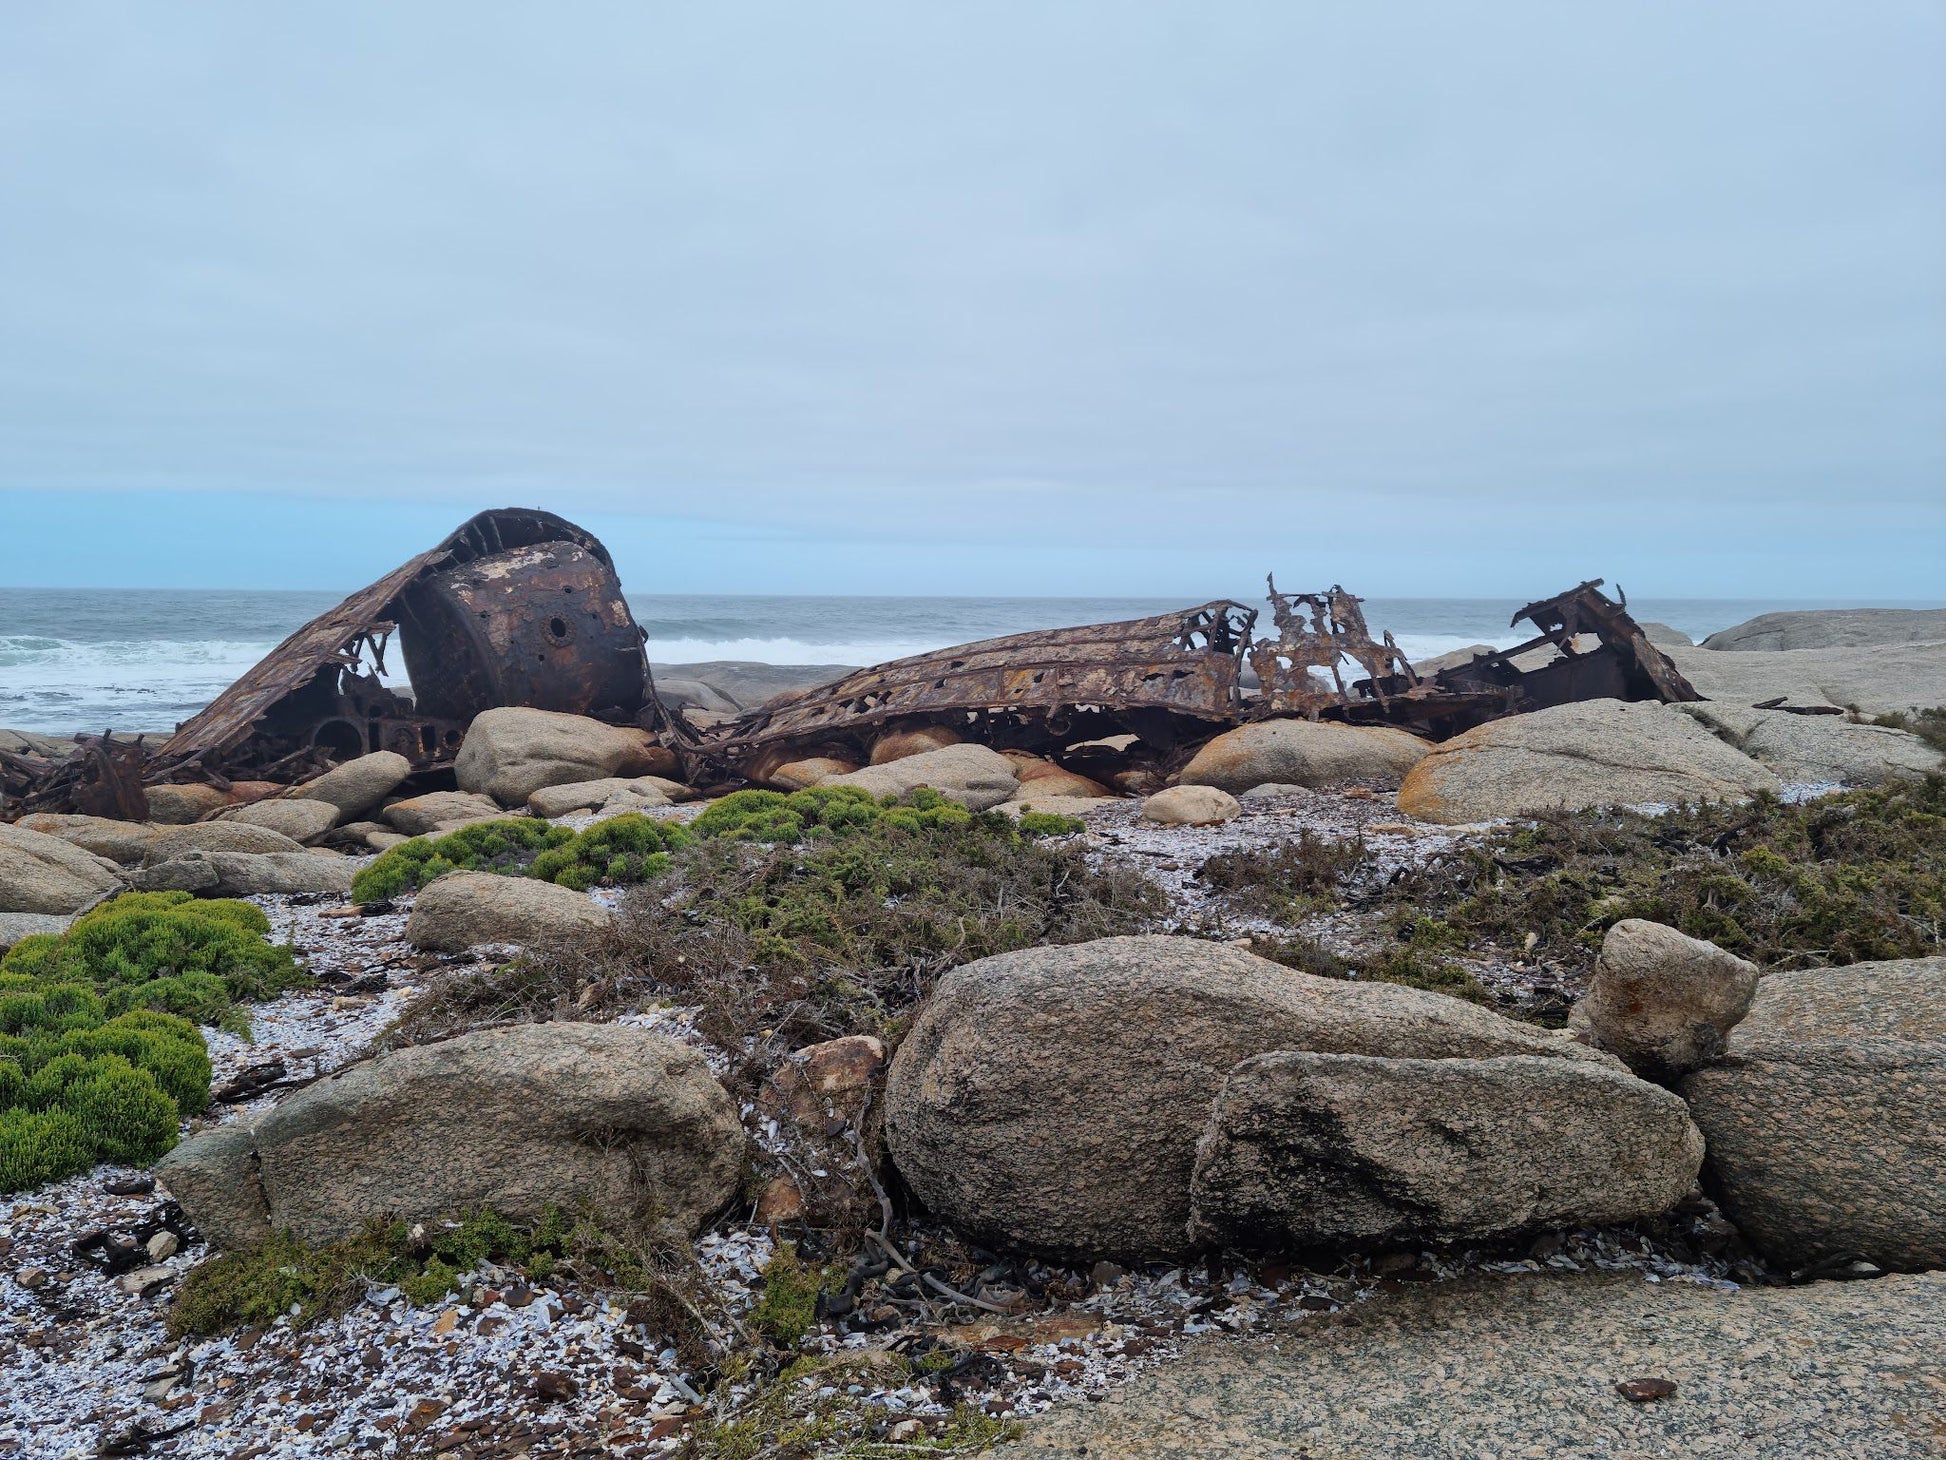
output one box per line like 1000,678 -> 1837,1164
1251,580 -> 1420,719
396,540 -> 648,723
155,508 -> 653,776
712,601 -> 1257,766
1248,578 -> 1696,739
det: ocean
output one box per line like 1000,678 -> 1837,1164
0,588 -> 1931,738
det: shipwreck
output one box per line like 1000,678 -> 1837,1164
1,495 -> 1701,820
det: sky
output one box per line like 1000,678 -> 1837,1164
1,2 -> 1942,599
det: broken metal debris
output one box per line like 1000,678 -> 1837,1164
707,602 -> 1258,785
2,509 -> 661,818
1249,578 -> 1698,741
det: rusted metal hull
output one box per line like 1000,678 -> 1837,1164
708,601 -> 1257,777
3,509 -> 660,818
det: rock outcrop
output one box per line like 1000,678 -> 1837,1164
160,1023 -> 744,1248
821,744 -> 1019,811
1188,1052 -> 1703,1248
1680,956 -> 1946,1271
1674,702 -> 1941,786
142,784 -> 235,825
455,708 -> 675,808
1660,640 -> 1946,718
870,726 -> 963,765
0,822 -> 122,914
1177,720 -> 1430,793
1569,920 -> 1760,1079
1397,700 -> 1779,824
884,936 -> 1612,1259
405,870 -> 612,951
1700,608 -> 1946,652
0,911 -> 74,952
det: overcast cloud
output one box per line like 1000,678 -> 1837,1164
0,2 -> 1941,595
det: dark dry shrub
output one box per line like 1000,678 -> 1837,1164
1195,831 -> 1370,920
1248,932 -> 1353,979
1870,706 -> 1946,754
397,809 -> 1165,1053
1380,775 -> 1946,973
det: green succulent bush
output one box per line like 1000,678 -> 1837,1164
349,817 -> 575,903
0,892 -> 307,1034
0,980 -> 209,1192
352,814 -> 690,903
689,784 -> 974,842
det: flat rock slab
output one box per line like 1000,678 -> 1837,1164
1006,1270 -> 1946,1459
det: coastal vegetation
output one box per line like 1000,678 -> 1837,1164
393,791 -> 1144,1050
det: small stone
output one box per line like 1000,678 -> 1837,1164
754,1175 -> 806,1226
146,1231 -> 179,1262
1616,1376 -> 1679,1403
1089,1261 -> 1127,1290
535,1372 -> 579,1403
888,1419 -> 926,1441
104,1175 -> 156,1197
16,1266 -> 49,1290
118,1265 -> 175,1295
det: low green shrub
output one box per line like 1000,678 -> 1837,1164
352,815 -> 690,902
350,818 -> 575,902
530,813 -> 686,892
0,986 -> 207,1193
0,892 -> 306,1032
689,784 -> 975,843
745,1242 -> 827,1348
167,1204 -> 660,1336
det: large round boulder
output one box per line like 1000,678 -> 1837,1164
883,936 -> 1611,1260
1188,1052 -> 1703,1249
159,1023 -> 744,1248
0,822 -> 122,914
290,751 -> 413,819
1569,919 -> 1760,1079
1680,956 -> 1946,1272
1177,720 -> 1430,794
405,870 -> 612,951
380,791 -> 508,836
142,783 -> 235,825
456,707 -> 676,808
820,744 -> 1020,811
216,798 -> 341,844
1398,700 -> 1779,825
15,813 -> 164,865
